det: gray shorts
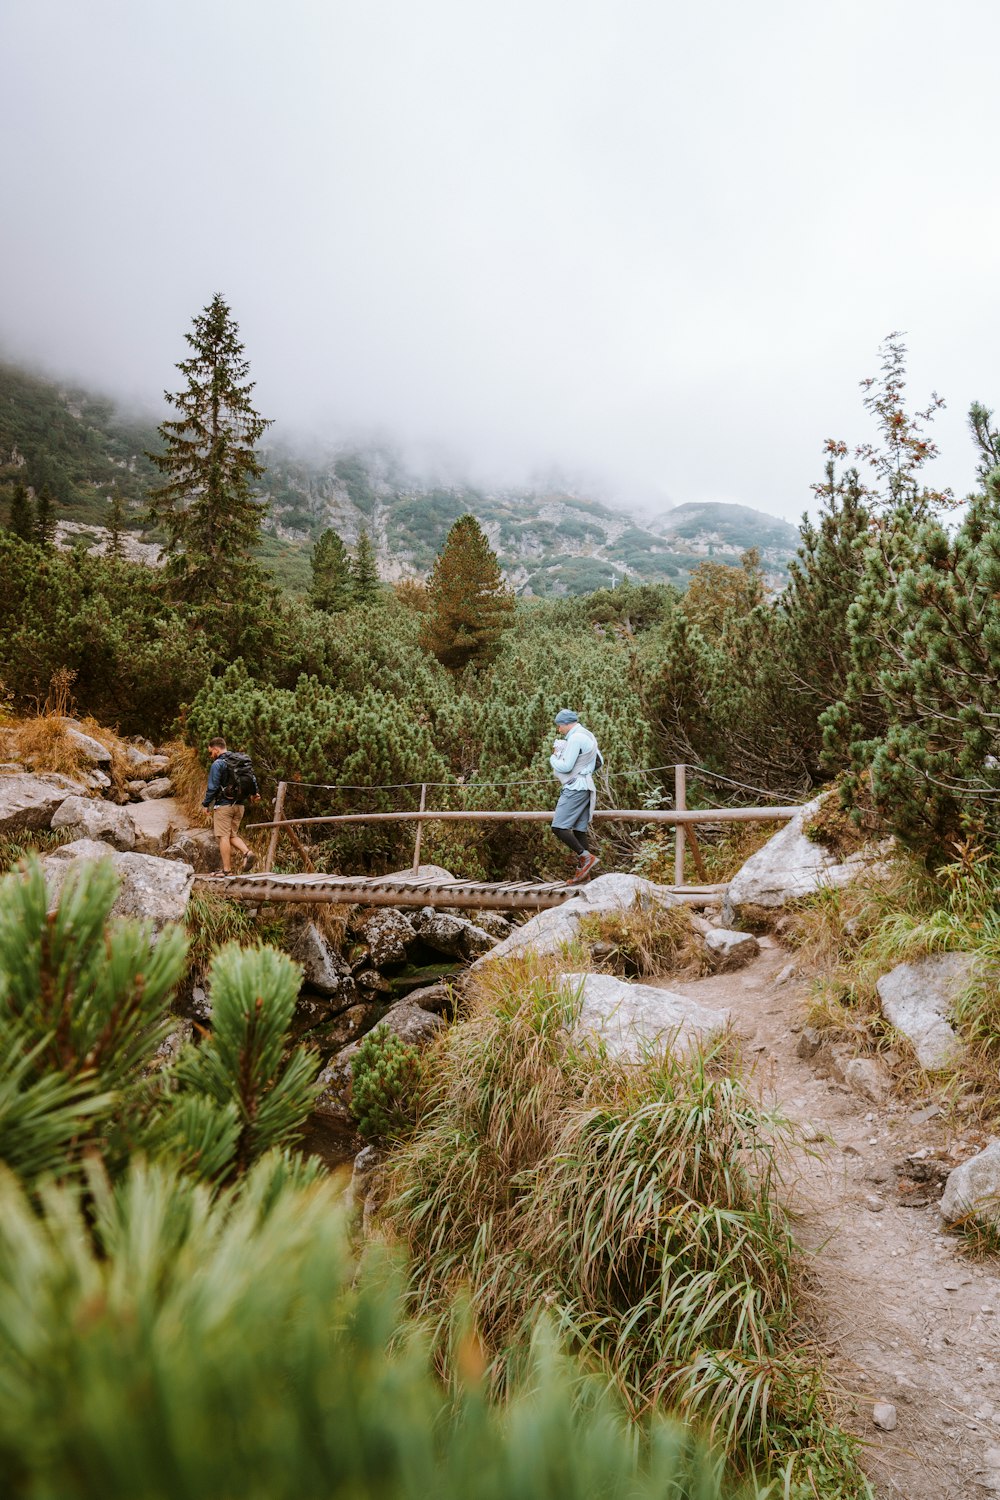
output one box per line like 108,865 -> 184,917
552,787 -> 594,832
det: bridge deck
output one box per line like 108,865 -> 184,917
193,872 -> 727,911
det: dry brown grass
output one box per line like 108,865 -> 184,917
578,897 -> 709,979
165,740 -> 209,821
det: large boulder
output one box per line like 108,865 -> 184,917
876,952 -> 975,1070
702,927 -> 759,971
940,1140 -> 1000,1228
349,908 -> 416,967
163,829 -> 222,873
58,719 -> 112,768
723,800 -> 892,924
473,874 -> 681,969
562,971 -> 730,1061
139,777 -> 175,800
0,771 -> 88,835
50,795 -> 136,851
130,797 -> 191,856
411,906 -> 495,960
288,921 -> 354,998
40,840 -> 195,926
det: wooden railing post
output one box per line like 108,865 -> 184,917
674,764 -> 686,886
264,781 -> 287,873
411,783 -> 427,873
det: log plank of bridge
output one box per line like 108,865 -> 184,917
193,872 -> 730,911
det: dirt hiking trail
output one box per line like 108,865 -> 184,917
669,941 -> 1000,1500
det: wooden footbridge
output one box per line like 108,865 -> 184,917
196,767 -> 801,912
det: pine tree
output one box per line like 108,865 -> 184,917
147,293 -> 273,603
309,527 -> 352,611
7,482 -> 34,543
106,487 -> 126,558
420,514 -> 515,671
350,527 -> 381,603
34,486 -> 55,550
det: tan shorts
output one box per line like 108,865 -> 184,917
213,803 -> 244,838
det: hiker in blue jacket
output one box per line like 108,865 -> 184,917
549,709 -> 602,883
202,737 -> 256,876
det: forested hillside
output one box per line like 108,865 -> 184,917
0,358 -> 796,594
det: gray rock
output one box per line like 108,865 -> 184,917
50,794 -> 136,851
139,777 -> 175,800
40,840 -> 195,926
288,921 -> 353,997
58,720 -> 112,767
350,907 -> 416,967
125,746 -> 169,778
844,1056 -> 890,1104
472,909 -> 513,940
940,1140 -> 1000,1227
411,906 -> 495,960
775,961 -> 798,985
151,1019 -> 194,1069
872,1401 -> 898,1432
355,969 -> 392,993
126,780 -> 147,799
163,829 -> 222,873
0,771 -> 88,834
876,952 -> 975,1070
723,799 -> 894,923
796,1026 -> 824,1059
561,970 -> 729,1062
84,769 -> 112,791
474,874 -> 681,969
405,981 -> 454,1015
702,927 -> 759,971
130,797 -> 190,855
190,985 -> 211,1022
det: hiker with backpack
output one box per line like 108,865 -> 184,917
549,708 -> 602,884
202,737 -> 259,875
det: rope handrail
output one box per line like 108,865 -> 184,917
268,762 -> 793,801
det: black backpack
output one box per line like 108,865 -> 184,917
220,750 -> 260,804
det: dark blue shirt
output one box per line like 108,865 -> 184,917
203,756 -> 237,808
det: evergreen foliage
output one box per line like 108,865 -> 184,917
351,1023 -> 422,1139
34,486 -> 55,550
7,481 -> 34,542
308,526 -> 352,611
420,513 -> 515,670
350,525 -> 381,602
147,293 -> 273,603
105,488 -> 125,557
0,1158 -> 749,1500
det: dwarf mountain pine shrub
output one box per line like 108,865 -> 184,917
351,1022 -> 423,1140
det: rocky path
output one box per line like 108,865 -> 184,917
669,942 -> 1000,1500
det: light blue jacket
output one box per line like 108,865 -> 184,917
549,724 -> 601,791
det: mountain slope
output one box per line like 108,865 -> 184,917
0,360 -> 801,594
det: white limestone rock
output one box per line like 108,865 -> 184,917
702,927 -> 760,971
562,971 -> 729,1061
50,795 -> 136,851
939,1140 -> 1000,1227
40,840 -> 194,926
876,952 -> 975,1070
723,799 -> 893,923
473,874 -> 681,970
288,921 -> 354,998
139,777 -> 175,800
0,771 -> 89,834
58,719 -> 112,767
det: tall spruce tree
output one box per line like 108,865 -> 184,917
147,294 -> 272,603
34,487 -> 55,551
7,482 -> 34,543
106,488 -> 126,559
350,527 -> 381,603
420,513 -> 514,671
310,527 -> 352,611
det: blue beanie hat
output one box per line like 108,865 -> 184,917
554,709 -> 579,725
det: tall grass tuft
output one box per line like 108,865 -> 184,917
579,897 -> 708,978
378,956 -> 869,1493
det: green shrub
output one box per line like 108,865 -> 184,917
351,1023 -> 423,1139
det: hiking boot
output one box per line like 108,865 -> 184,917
241,850 -> 257,873
566,852 -> 599,885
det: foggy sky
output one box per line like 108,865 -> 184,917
2,0 -> 998,521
